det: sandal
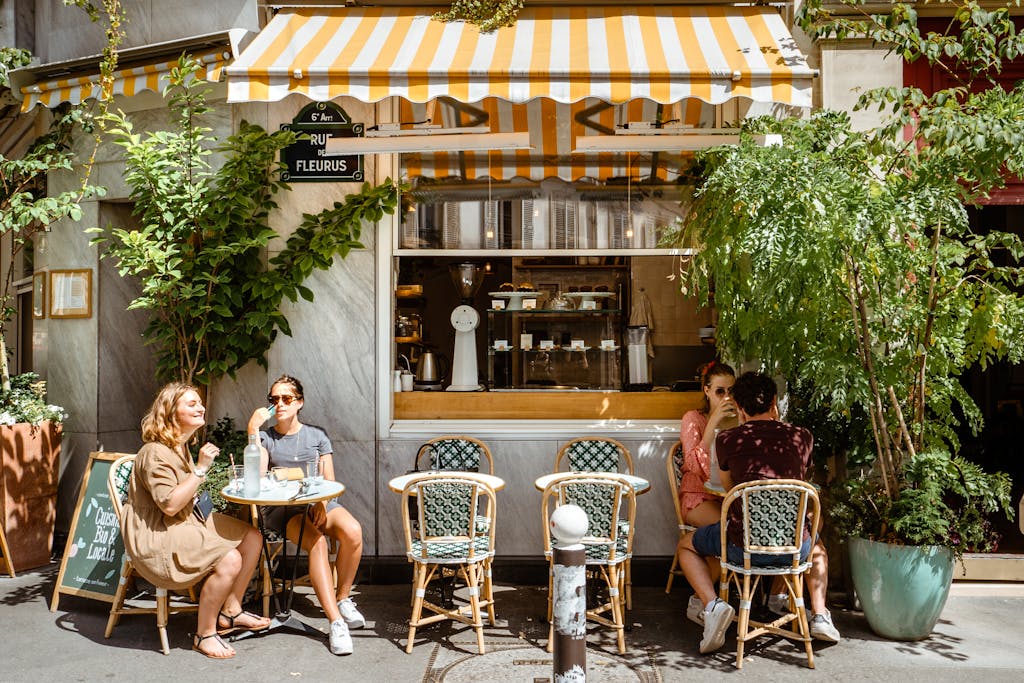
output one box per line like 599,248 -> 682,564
193,632 -> 235,659
217,609 -> 271,635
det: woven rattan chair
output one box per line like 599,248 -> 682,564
541,472 -> 636,654
105,454 -> 200,655
415,436 -> 494,474
402,473 -> 497,654
717,479 -> 821,669
665,441 -> 697,593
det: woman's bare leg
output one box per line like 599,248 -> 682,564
197,550 -> 241,656
286,514 -> 342,623
325,506 -> 363,601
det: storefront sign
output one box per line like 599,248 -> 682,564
281,102 -> 364,182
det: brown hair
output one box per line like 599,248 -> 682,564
731,372 -> 777,415
270,374 -> 304,402
141,382 -> 200,448
699,360 -> 735,413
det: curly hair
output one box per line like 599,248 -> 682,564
141,382 -> 200,448
731,372 -> 777,416
699,360 -> 735,413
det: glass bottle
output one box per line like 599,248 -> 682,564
243,433 -> 261,497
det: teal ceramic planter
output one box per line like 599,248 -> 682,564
848,536 -> 955,640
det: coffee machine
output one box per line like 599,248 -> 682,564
446,263 -> 484,391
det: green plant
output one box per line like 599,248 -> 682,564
666,1 -> 1023,552
0,372 -> 68,426
90,56 -> 402,389
434,0 -> 525,32
193,416 -> 248,514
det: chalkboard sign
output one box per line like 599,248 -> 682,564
50,451 -> 131,611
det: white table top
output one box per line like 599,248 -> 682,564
534,472 -> 650,494
387,471 -> 506,494
221,478 -> 345,506
704,481 -> 726,497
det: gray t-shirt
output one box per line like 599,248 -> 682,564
260,424 -> 333,468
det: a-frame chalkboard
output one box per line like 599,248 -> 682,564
50,451 -> 132,611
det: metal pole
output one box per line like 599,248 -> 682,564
550,504 -> 588,682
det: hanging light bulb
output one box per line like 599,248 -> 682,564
37,232 -> 48,254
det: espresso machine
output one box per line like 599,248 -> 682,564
446,263 -> 485,391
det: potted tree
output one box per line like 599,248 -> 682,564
668,1 -> 1022,639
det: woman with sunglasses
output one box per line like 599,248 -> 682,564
248,375 -> 365,656
678,361 -> 737,527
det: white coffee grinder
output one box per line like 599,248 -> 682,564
446,263 -> 484,391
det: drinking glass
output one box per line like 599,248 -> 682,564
305,460 -> 321,490
231,465 -> 245,493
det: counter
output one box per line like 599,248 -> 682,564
394,390 -> 703,421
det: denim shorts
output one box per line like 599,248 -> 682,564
692,522 -> 811,567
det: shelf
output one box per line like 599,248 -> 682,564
395,336 -> 423,344
488,308 -> 622,315
516,264 -> 628,270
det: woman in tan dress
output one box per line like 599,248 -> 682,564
122,382 -> 270,659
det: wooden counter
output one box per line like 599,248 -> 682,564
394,390 -> 703,421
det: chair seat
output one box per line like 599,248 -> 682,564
722,559 -> 812,576
584,537 -> 630,563
409,535 -> 493,562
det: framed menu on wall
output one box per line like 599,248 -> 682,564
49,269 -> 92,319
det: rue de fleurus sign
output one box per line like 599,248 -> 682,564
280,102 -> 364,182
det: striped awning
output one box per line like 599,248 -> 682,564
227,6 -> 814,107
18,50 -> 231,113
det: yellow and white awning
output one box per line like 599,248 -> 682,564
19,50 -> 230,112
227,6 -> 814,107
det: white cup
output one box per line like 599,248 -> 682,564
401,372 -> 414,392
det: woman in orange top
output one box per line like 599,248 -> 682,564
677,361 -> 736,527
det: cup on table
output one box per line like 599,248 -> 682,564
230,465 -> 245,493
305,460 -> 322,490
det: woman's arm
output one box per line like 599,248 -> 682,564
680,411 -> 712,480
146,443 -> 219,517
320,452 -> 336,482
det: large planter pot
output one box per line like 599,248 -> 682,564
0,421 -> 62,572
848,536 -> 954,640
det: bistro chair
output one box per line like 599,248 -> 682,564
554,436 -> 636,607
402,473 -> 497,654
717,479 -> 821,669
415,436 -> 494,474
665,441 -> 697,593
554,436 -> 633,475
105,454 -> 200,655
541,472 -> 636,654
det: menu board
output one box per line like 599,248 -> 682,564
50,452 -> 131,611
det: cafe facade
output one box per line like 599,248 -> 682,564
5,1 -> 1018,578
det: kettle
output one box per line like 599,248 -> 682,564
414,351 -> 447,391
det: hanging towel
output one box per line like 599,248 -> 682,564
629,288 -> 656,358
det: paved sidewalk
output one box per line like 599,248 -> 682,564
2,565 -> 1023,681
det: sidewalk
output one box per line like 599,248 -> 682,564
2,565 -> 1023,681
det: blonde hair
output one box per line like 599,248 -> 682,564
141,382 -> 200,448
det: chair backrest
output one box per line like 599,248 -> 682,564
541,472 -> 636,563
402,473 -> 497,561
555,437 -> 633,474
666,441 -> 685,528
107,454 -> 136,521
415,436 -> 494,474
720,479 -> 820,565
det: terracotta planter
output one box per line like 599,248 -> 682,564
0,421 -> 62,571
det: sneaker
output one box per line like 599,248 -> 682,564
329,618 -> 353,655
338,598 -> 366,629
810,611 -> 841,643
768,593 -> 790,616
686,594 -> 705,626
699,598 -> 735,654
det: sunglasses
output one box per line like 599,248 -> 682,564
267,394 -> 300,406
713,387 -> 733,396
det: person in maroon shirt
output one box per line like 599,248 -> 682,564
677,372 -> 840,654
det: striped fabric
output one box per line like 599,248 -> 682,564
20,51 -> 230,113
226,6 -> 814,107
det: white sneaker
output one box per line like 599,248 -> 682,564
329,618 -> 353,655
686,594 -> 705,626
699,598 -> 735,654
810,611 -> 841,643
338,598 -> 366,629
768,593 -> 790,616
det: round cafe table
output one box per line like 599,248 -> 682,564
387,470 -> 506,493
704,481 -> 727,497
222,477 -> 344,641
534,471 -> 650,494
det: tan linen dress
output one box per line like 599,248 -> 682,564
122,441 -> 251,590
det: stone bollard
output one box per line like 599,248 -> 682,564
550,504 -> 588,682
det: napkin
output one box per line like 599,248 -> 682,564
273,467 -> 305,481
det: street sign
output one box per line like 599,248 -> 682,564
281,101 -> 364,182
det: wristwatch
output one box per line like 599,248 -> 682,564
194,467 -> 208,479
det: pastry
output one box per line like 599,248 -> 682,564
499,282 -> 515,292
517,282 -> 536,291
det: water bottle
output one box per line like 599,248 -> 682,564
243,433 -> 261,497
